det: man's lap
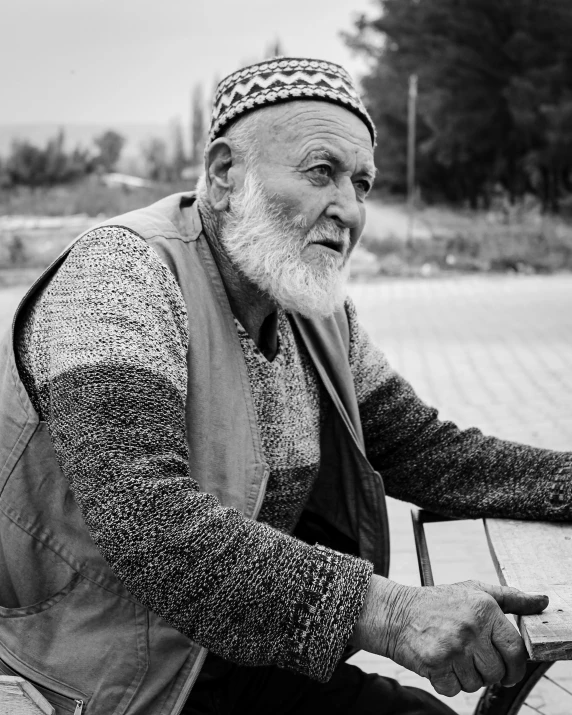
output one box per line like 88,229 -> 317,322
183,654 -> 457,715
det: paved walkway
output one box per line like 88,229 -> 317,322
2,274 -> 572,713
348,274 -> 572,713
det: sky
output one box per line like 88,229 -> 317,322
1,0 -> 377,126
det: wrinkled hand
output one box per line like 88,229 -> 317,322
354,577 -> 548,697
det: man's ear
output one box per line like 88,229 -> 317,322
204,138 -> 237,211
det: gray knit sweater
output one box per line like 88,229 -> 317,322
15,227 -> 572,682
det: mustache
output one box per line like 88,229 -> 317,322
293,213 -> 350,242
302,218 -> 351,258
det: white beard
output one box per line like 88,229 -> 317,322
219,171 -> 351,319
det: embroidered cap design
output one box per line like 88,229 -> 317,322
208,58 -> 376,145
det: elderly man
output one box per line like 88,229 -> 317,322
0,58 -> 569,715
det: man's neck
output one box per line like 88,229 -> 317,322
197,198 -> 279,358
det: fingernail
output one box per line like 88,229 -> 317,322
526,592 -> 549,599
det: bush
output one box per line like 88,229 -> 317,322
0,176 -> 193,217
5,131 -> 95,188
361,206 -> 572,274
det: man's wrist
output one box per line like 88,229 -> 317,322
353,574 -> 415,658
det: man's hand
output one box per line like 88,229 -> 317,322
354,576 -> 548,697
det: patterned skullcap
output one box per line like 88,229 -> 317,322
208,57 -> 376,145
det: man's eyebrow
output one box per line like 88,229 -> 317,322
361,165 -> 377,182
302,149 -> 377,181
302,149 -> 339,164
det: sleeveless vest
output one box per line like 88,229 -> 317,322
0,193 -> 389,715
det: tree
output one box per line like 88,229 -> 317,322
344,0 -> 572,209
265,38 -> 284,58
94,130 -> 126,173
141,137 -> 171,181
44,129 -> 68,184
190,84 -> 206,167
6,140 -> 49,187
170,117 -> 187,179
0,158 -> 10,189
4,129 -> 93,187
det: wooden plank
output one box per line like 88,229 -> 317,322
0,676 -> 55,714
484,518 -> 572,661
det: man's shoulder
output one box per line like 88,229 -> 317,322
96,191 -> 199,243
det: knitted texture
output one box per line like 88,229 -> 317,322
15,227 -> 372,683
234,313 -> 328,534
209,57 -> 376,144
345,300 -> 572,520
15,226 -> 572,680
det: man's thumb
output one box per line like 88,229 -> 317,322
477,582 -> 549,615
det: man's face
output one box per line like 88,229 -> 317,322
219,101 -> 376,318
249,101 -> 375,261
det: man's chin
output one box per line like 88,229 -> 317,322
275,266 -> 349,318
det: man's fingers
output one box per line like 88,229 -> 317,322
473,648 -> 506,686
471,581 -> 549,615
453,660 -> 484,693
491,613 -> 529,687
430,671 -> 462,697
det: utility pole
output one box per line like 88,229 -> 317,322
407,74 -> 418,246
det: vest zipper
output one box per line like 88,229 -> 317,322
170,648 -> 208,715
0,654 -> 87,713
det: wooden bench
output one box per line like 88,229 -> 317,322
412,509 -> 572,661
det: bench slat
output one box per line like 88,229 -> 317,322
485,518 -> 572,661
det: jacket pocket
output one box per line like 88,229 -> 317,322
0,654 -> 89,714
0,511 -> 81,610
0,573 -> 83,618
0,576 -> 148,715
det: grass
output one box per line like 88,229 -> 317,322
361,202 -> 572,276
1,182 -> 572,280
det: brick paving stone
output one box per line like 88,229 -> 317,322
348,274 -> 572,714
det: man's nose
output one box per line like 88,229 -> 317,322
324,177 -> 362,230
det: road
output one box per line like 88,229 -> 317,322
2,274 -> 572,713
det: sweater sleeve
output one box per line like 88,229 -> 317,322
345,298 -> 572,521
15,227 -> 372,683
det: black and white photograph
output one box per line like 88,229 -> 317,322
1,1 -> 572,713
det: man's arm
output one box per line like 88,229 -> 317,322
15,228 -> 372,682
344,299 -> 555,695
346,299 -> 572,520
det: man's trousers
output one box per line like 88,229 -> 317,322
182,653 -> 457,715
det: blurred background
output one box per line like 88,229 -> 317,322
2,0 -> 572,280
2,2 -> 572,712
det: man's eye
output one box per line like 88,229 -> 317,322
355,180 -> 371,195
312,165 -> 333,178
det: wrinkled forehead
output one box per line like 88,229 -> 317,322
254,101 -> 375,172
